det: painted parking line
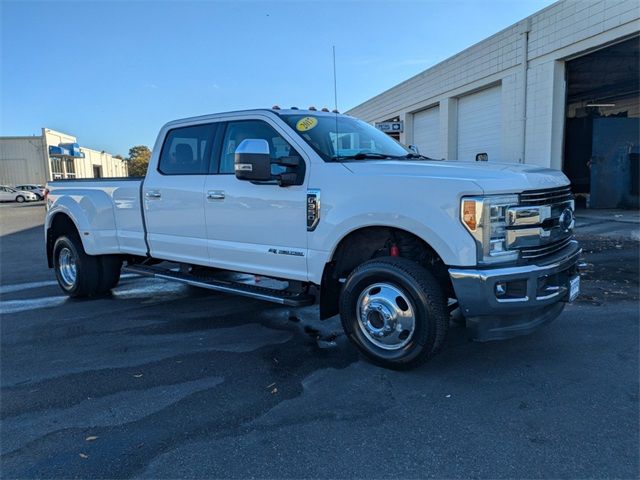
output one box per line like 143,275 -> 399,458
0,274 -> 139,295
0,295 -> 68,314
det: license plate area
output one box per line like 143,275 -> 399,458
568,275 -> 580,302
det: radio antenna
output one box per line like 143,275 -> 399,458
332,45 -> 338,112
332,45 -> 339,156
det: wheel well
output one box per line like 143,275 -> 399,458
319,226 -> 452,319
46,213 -> 79,268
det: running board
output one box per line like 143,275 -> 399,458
123,264 -> 315,307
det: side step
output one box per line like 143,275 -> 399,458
123,264 -> 315,307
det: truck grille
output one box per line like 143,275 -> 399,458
520,236 -> 574,260
519,185 -> 573,206
510,185 -> 575,262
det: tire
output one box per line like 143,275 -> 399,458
53,235 -> 100,297
339,257 -> 449,370
97,255 -> 122,293
15,195 -> 25,203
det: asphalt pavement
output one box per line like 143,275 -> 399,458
1,202 -> 638,479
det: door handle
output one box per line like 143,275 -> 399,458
145,191 -> 161,199
207,190 -> 225,200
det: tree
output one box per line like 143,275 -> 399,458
127,145 -> 151,177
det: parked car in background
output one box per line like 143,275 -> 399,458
14,184 -> 45,200
0,185 -> 39,203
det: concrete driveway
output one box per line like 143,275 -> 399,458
1,204 -> 638,478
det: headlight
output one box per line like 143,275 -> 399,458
461,195 -> 519,264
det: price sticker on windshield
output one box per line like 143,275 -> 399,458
296,116 -> 318,132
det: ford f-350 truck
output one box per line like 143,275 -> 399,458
44,108 -> 581,369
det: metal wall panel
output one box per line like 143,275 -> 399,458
0,137 -> 47,185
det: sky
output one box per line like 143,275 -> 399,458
1,0 -> 555,156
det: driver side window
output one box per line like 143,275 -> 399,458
219,120 -> 299,175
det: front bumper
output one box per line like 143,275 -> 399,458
449,240 -> 581,341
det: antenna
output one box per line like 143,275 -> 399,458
332,45 -> 338,112
332,45 -> 339,156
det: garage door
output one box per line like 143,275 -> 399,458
412,106 -> 441,159
457,85 -> 501,161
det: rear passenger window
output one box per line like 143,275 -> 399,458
158,124 -> 217,175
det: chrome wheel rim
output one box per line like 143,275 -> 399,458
58,247 -> 77,288
356,282 -> 416,350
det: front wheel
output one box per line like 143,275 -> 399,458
339,257 -> 449,370
15,195 -> 25,203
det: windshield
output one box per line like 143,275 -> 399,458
281,114 -> 410,161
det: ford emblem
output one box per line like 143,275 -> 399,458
559,208 -> 574,232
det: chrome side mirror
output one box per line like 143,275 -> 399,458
234,139 -> 272,182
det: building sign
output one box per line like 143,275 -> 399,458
48,143 -> 85,158
375,121 -> 403,133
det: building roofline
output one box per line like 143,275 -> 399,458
43,127 -> 77,141
0,135 -> 44,140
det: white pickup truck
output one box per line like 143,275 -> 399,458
44,108 -> 581,369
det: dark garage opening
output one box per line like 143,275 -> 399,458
563,36 -> 639,209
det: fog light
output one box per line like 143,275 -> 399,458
495,282 -> 507,297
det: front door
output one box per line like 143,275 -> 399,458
204,118 -> 308,281
142,122 -> 219,265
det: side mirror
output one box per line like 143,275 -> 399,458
475,152 -> 488,162
234,139 -> 272,182
408,145 -> 420,154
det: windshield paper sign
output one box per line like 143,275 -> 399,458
296,117 -> 318,132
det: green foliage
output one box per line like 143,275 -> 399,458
127,145 -> 151,177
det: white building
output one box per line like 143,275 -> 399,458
348,0 -> 639,209
0,128 -> 128,185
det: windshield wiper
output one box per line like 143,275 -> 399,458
404,153 -> 435,160
330,153 -> 398,161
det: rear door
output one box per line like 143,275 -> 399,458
142,122 -> 219,265
0,187 -> 13,201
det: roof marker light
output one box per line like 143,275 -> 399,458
272,105 -> 281,110
291,106 -> 299,110
321,107 -> 330,112
308,106 -> 317,111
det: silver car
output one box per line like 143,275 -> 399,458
14,184 -> 45,200
0,185 -> 39,203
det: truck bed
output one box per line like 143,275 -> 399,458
46,177 -> 147,257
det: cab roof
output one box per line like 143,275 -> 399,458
165,108 -> 348,128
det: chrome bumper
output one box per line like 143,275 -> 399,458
448,241 -> 581,341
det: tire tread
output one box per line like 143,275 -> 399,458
340,256 -> 449,370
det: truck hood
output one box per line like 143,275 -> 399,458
342,160 -> 569,194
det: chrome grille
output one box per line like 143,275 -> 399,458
519,185 -> 573,206
520,236 -> 574,260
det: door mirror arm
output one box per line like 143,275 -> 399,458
276,172 -> 299,187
